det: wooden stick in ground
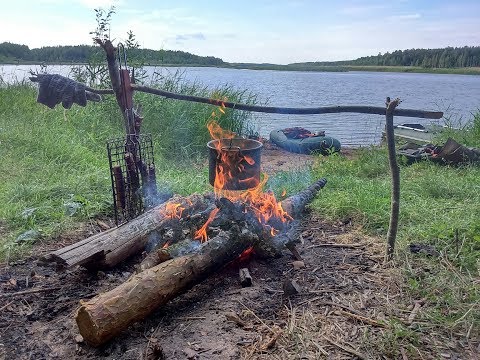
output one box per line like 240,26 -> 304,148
75,229 -> 258,347
385,97 -> 401,261
41,193 -> 212,269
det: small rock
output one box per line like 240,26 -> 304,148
75,334 -> 84,343
291,260 -> 305,270
283,279 -> 301,296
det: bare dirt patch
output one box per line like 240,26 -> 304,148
0,215 -> 385,360
260,141 -> 314,174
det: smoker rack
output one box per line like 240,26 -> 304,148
107,134 -> 157,225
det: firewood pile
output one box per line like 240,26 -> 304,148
39,176 -> 326,346
39,118 -> 328,347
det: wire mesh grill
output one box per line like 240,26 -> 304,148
107,134 -> 157,225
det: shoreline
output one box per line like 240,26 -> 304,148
1,62 -> 480,76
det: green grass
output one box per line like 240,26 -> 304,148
310,143 -> 480,352
434,111 -> 480,147
224,63 -> 480,75
0,76 -> 255,259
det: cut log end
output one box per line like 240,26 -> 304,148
76,305 -> 104,347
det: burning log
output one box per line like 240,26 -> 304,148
137,178 -> 328,271
280,178 -> 327,217
138,239 -> 201,272
75,178 -> 327,346
41,194 -> 213,269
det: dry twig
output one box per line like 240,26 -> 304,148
0,286 -> 62,299
323,336 -> 367,360
336,309 -> 386,328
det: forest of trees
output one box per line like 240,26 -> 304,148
0,42 -> 224,66
296,46 -> 480,68
2,42 -> 479,69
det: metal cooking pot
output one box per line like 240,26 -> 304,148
207,138 -> 262,190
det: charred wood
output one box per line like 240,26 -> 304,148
41,194 -> 212,269
239,268 -> 253,287
74,179 -> 328,346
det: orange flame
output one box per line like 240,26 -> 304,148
238,246 -> 254,262
194,208 -> 220,242
207,120 -> 235,140
199,120 -> 292,243
162,241 -> 171,249
160,202 -> 185,219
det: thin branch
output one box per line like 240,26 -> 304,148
132,84 -> 443,118
323,336 -> 367,360
336,309 -> 386,327
0,286 -> 62,299
30,74 -> 443,119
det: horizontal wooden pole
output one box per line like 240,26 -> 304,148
85,83 -> 443,119
131,84 -> 443,119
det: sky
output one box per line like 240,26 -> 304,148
1,0 -> 479,64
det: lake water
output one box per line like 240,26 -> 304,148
2,64 -> 479,146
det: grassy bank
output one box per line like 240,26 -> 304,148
309,144 -> 479,355
0,80 -> 478,356
225,63 -> 480,75
0,79 -> 256,259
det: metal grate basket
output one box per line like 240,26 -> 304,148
107,134 -> 157,225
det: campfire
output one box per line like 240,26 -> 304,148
63,121 -> 327,346
41,99 -> 327,348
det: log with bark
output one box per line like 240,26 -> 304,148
75,178 -> 327,346
76,228 -> 258,346
40,193 -> 213,269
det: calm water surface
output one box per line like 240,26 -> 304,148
2,65 -> 479,146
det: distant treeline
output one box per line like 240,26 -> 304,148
0,42 -> 224,66
294,46 -> 480,68
2,42 -> 479,69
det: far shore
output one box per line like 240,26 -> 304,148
1,61 -> 479,75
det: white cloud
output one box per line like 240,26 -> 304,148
388,13 -> 421,21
